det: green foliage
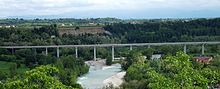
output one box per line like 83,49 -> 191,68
1,65 -> 75,89
147,70 -> 178,89
200,68 -> 220,85
0,49 -> 10,55
106,55 -> 112,65
0,61 -> 29,78
142,47 -> 154,59
0,55 -> 17,62
211,55 -> 220,68
1,18 -> 220,46
0,25 -> 58,46
36,54 -> 56,65
97,48 -> 110,59
33,24 -> 59,37
9,63 -> 17,77
121,50 -> 143,70
120,80 -> 148,89
122,52 -> 220,89
125,58 -> 149,81
55,56 -> 89,88
0,71 -> 8,80
78,48 -> 93,60
15,49 -> 36,67
105,18 -> 220,43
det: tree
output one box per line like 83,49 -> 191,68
75,27 -> 80,30
142,47 -> 155,60
211,55 -> 220,68
106,55 -> 112,65
55,56 -> 89,88
125,56 -> 149,81
160,52 -> 208,88
121,51 -> 143,70
1,65 -> 74,89
122,52 -> 219,88
9,63 -> 17,77
0,71 -> 8,80
15,49 -> 36,67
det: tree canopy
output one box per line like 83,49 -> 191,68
0,65 -> 75,89
122,52 -> 220,89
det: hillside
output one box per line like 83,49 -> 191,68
59,27 -> 106,36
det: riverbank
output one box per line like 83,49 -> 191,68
78,60 -> 123,89
85,60 -> 126,88
103,71 -> 126,87
85,60 -> 105,66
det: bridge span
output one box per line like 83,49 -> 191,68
0,42 -> 220,61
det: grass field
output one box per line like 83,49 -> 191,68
0,61 -> 29,74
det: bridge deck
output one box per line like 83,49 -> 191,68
0,42 -> 219,49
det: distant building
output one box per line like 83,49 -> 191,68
114,57 -> 126,60
5,26 -> 11,28
51,35 -> 56,38
193,57 -> 213,64
143,56 -> 147,59
89,23 -> 96,25
11,25 -> 16,28
61,24 -> 65,26
151,54 -> 162,60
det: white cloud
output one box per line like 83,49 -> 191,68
0,0 -> 219,18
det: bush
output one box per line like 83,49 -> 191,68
0,49 -> 10,55
106,55 -> 112,65
15,49 -> 36,67
55,56 -> 89,87
37,54 -> 56,65
0,55 -> 16,62
0,71 -> 8,80
9,63 -> 17,77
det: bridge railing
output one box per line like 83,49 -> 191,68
0,42 -> 220,61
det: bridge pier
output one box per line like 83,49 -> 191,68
94,47 -> 96,61
33,48 -> 37,56
184,45 -> 187,54
112,46 -> 115,61
148,45 -> 151,48
45,48 -> 48,56
130,45 -> 133,51
57,47 -> 59,58
11,48 -> 15,54
202,44 -> 205,55
75,47 -> 78,58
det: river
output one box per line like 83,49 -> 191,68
77,63 -> 122,89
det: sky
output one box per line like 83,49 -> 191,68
0,0 -> 220,19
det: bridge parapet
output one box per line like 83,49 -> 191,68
0,42 -> 219,61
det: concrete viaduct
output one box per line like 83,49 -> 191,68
0,42 -> 220,61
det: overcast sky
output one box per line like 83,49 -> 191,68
0,0 -> 220,19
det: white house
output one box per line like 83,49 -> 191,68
151,54 -> 162,60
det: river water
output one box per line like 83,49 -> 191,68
77,64 -> 122,89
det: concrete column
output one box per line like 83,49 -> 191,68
33,48 -> 37,55
184,45 -> 187,54
112,46 -> 115,61
57,47 -> 59,58
75,47 -> 78,58
148,45 -> 151,48
45,48 -> 48,56
11,48 -> 15,54
202,44 -> 205,55
94,47 -> 96,61
130,45 -> 133,51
